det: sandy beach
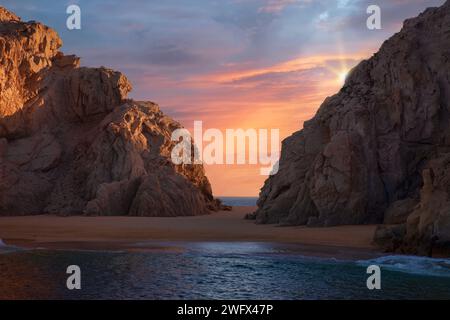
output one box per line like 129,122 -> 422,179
0,206 -> 379,257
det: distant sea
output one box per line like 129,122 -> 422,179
219,197 -> 258,206
1,241 -> 450,299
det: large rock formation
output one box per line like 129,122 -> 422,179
0,7 -> 222,216
255,1 -> 450,255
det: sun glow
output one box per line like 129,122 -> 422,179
323,34 -> 355,86
338,70 -> 349,84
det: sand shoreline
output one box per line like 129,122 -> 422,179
0,206 -> 381,259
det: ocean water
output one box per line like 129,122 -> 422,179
1,241 -> 450,300
219,197 -> 258,206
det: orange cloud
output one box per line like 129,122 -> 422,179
184,52 -> 367,86
132,52 -> 370,196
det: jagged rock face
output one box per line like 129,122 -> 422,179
0,7 -> 19,22
375,155 -> 450,255
0,7 -> 219,216
256,1 -> 450,254
0,9 -> 61,118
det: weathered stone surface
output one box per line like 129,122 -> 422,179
373,224 -> 407,253
255,1 -> 450,255
402,156 -> 450,255
383,198 -> 418,225
0,10 -> 61,119
0,7 -> 222,216
0,7 -> 19,22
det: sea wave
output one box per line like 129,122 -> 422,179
0,238 -> 20,254
357,255 -> 450,278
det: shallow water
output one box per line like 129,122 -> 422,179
1,241 -> 450,300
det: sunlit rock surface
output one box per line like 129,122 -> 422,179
0,7 -> 223,216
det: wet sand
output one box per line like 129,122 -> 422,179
0,206 -> 379,258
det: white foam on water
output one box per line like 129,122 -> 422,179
0,238 -> 22,254
0,238 -> 10,253
357,255 -> 450,278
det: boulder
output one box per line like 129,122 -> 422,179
383,198 -> 418,225
0,7 -> 223,216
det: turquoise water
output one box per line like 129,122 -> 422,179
1,242 -> 450,300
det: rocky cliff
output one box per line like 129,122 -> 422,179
0,7 -> 222,216
255,1 -> 450,255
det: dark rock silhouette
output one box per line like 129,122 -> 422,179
0,7 -> 224,216
255,1 -> 450,255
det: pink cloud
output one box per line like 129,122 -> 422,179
257,0 -> 302,13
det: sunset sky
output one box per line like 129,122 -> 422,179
3,0 -> 445,196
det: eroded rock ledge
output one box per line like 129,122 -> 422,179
0,7 -> 224,216
254,1 -> 450,255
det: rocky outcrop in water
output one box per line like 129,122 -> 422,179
255,1 -> 450,255
0,7 -> 222,216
